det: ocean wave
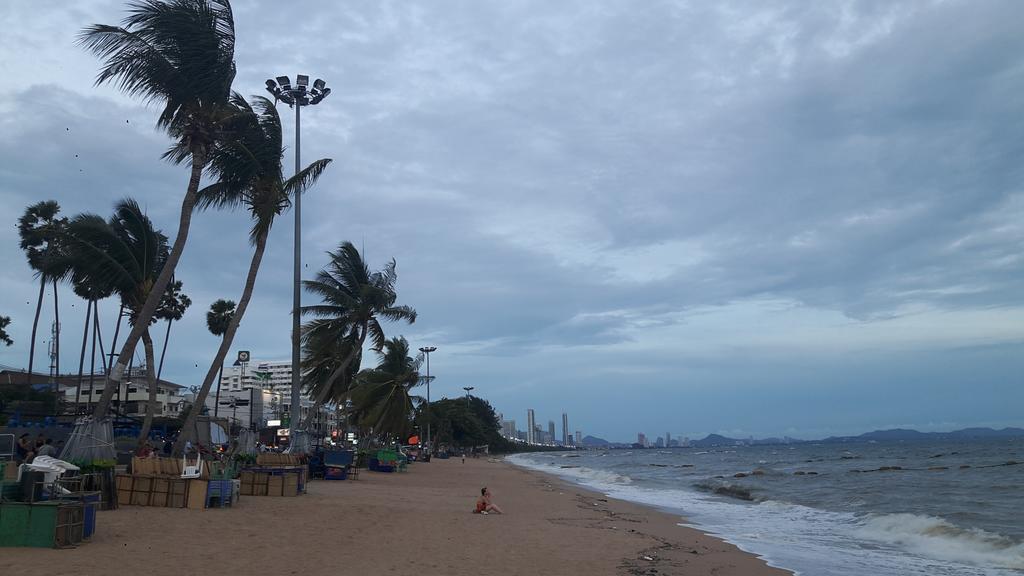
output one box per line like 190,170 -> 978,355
854,513 -> 1024,570
506,454 -> 632,486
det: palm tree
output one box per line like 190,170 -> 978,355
155,280 -> 191,379
0,316 -> 12,347
205,298 -> 235,418
79,0 -> 237,418
299,242 -> 417,430
17,200 -> 69,386
67,258 -> 116,413
348,336 -> 423,443
62,199 -> 170,447
176,94 -> 330,452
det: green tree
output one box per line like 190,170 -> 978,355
17,200 -> 69,386
155,280 -> 192,379
204,298 -> 235,421
176,94 -> 330,452
300,242 -> 417,429
347,336 -> 423,443
420,396 -> 507,449
63,199 -> 170,447
0,316 -> 12,347
79,0 -> 237,418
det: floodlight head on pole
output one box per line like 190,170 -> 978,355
419,346 -> 437,354
267,74 -> 331,108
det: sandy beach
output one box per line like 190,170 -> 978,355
4,457 -> 790,575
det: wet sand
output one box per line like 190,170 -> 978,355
4,456 -> 791,575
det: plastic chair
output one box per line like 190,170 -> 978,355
181,454 -> 204,479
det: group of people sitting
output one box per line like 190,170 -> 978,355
14,433 -> 58,464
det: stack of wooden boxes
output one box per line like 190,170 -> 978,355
115,457 -> 231,509
238,469 -> 300,497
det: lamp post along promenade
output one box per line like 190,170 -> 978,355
265,75 -> 330,450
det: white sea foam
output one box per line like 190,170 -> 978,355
506,453 -> 1024,576
855,513 -> 1024,570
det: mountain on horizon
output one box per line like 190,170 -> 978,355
581,434 -> 611,447
644,427 -> 1024,448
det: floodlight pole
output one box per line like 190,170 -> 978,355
290,99 -> 301,439
265,75 -> 330,450
419,346 -> 436,454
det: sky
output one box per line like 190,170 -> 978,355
1,0 -> 1022,442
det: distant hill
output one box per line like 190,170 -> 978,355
581,435 -> 611,447
823,427 -> 1024,443
629,427 -> 1024,449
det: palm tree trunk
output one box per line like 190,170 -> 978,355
157,318 -> 172,380
93,150 -> 205,419
107,304 -> 124,375
75,300 -> 93,413
27,276 -> 45,386
213,358 -> 224,417
87,302 -> 98,410
52,278 -> 60,380
175,230 -> 267,454
136,328 -> 157,449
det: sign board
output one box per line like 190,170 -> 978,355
237,350 -> 251,363
266,419 -> 281,427
277,428 -> 290,436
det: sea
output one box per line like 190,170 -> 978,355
507,438 -> 1023,576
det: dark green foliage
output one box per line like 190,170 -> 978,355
63,199 -> 169,324
419,395 -> 516,451
0,316 -> 11,347
300,242 -> 416,411
346,336 -> 423,441
206,299 -> 235,336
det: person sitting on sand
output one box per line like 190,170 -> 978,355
474,487 -> 503,515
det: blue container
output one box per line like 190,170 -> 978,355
81,492 -> 99,539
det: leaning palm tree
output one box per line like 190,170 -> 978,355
348,336 -> 424,443
17,200 -> 69,386
63,199 -> 170,448
79,0 -> 236,419
205,298 -> 235,417
299,242 -> 417,430
175,94 -> 330,452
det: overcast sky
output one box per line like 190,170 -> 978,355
1,0 -> 1022,441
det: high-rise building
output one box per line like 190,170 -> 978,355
501,420 -> 516,439
637,432 -> 647,446
666,432 -> 671,447
655,436 -> 664,448
527,409 -> 536,444
575,430 -> 582,445
561,412 -> 569,445
548,420 -> 556,443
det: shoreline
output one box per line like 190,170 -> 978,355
504,457 -> 793,575
3,456 -> 791,575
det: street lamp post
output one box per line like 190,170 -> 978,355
265,75 -> 331,450
418,346 -> 436,454
463,386 -> 474,405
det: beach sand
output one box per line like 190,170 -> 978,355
4,457 -> 790,575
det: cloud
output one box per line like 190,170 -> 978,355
0,0 -> 1022,440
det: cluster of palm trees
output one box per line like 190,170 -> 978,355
8,0 -> 432,455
